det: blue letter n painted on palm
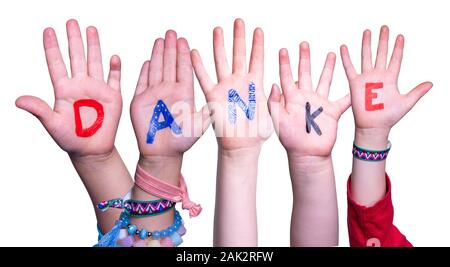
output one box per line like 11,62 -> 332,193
228,81 -> 256,124
146,100 -> 182,144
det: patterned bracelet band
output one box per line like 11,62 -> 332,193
97,198 -> 176,217
352,141 -> 392,162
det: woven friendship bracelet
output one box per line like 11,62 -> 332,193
97,198 -> 176,217
352,142 -> 392,162
124,199 -> 176,217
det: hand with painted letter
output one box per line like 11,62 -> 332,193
268,43 -> 350,157
16,19 -> 122,158
191,19 -> 271,246
268,43 -> 349,246
340,26 -> 433,146
15,19 -> 132,232
342,27 -> 432,246
191,19 -> 273,151
130,31 -> 208,184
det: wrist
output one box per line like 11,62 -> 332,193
218,146 -> 261,161
70,147 -> 117,167
137,154 -> 183,186
287,154 -> 333,177
354,128 -> 390,150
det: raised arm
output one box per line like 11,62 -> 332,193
268,43 -> 350,246
340,26 -> 432,246
15,19 -> 132,233
191,19 -> 273,246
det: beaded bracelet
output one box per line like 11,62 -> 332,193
97,198 -> 176,217
352,141 -> 392,162
95,210 -> 186,247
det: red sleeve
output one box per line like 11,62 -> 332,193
347,174 -> 412,247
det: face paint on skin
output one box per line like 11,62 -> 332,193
365,82 -> 384,111
305,102 -> 323,136
146,100 -> 182,144
73,99 -> 104,137
228,81 -> 256,124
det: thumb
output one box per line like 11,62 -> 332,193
404,82 -> 433,112
193,104 -> 211,137
267,84 -> 284,135
16,95 -> 54,127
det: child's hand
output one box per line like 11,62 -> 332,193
340,26 -> 432,146
268,43 -> 350,157
16,19 -> 122,158
191,19 -> 273,151
130,31 -> 207,166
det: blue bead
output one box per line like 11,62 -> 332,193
127,225 -> 137,235
167,228 -> 174,235
161,230 -> 168,237
139,229 -> 148,240
170,232 -> 183,247
152,231 -> 161,239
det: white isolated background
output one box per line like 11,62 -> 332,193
0,0 -> 448,246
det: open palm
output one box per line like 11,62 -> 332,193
340,26 -> 432,131
131,31 -> 207,158
191,19 -> 273,150
269,43 -> 350,156
16,20 -> 122,157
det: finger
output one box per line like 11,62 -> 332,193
15,96 -> 54,127
279,49 -> 295,98
388,34 -> 405,76
134,60 -> 150,96
361,29 -> 373,73
374,25 -> 389,70
86,26 -> 104,80
176,38 -> 194,85
298,42 -> 313,90
191,49 -> 214,95
334,93 -> 351,116
340,45 -> 357,80
107,55 -> 121,91
316,52 -> 336,98
43,28 -> 68,87
148,38 -> 164,86
163,30 -> 177,82
232,18 -> 246,74
66,19 -> 87,77
404,82 -> 433,111
249,27 -> 264,75
213,27 -> 230,81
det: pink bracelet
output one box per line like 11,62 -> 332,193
134,165 -> 202,218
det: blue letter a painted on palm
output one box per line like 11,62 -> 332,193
228,82 -> 256,124
146,100 -> 182,144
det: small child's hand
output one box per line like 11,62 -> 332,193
130,31 -> 207,162
268,43 -> 350,157
191,19 -> 273,151
16,19 -> 123,158
340,26 -> 432,145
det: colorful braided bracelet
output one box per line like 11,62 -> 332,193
97,198 -> 176,217
95,210 -> 185,247
352,141 -> 392,162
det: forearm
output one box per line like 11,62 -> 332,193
70,147 -> 133,232
129,155 -> 183,231
288,154 -> 338,246
214,147 -> 260,247
351,128 -> 390,206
